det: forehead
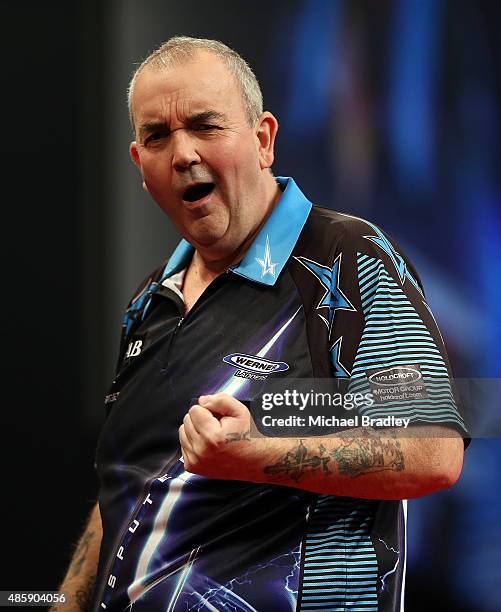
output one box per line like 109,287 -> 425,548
131,51 -> 245,124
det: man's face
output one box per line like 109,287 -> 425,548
130,51 -> 274,256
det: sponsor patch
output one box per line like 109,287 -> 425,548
366,364 -> 428,404
223,353 -> 289,380
104,391 -> 120,405
123,333 -> 147,366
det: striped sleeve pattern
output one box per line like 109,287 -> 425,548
348,252 -> 466,430
298,497 -> 379,611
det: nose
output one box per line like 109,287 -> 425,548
171,129 -> 201,171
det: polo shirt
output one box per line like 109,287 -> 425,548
92,177 -> 467,611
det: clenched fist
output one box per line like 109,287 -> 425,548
179,392 -> 257,480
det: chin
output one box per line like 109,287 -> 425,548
188,219 -> 230,248
193,235 -> 220,247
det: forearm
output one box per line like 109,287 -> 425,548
50,503 -> 102,612
220,426 -> 464,499
180,396 -> 464,500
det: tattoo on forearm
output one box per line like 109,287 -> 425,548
71,531 -> 94,577
263,430 -> 405,482
75,574 -> 96,611
225,430 -> 250,443
264,440 -> 331,481
331,430 -> 405,477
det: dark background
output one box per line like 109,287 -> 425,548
2,1 -> 500,610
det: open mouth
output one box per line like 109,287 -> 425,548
182,182 -> 215,203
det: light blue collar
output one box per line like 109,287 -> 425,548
161,176 -> 312,286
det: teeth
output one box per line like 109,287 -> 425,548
183,183 -> 214,202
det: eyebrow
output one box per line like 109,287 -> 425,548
187,110 -> 228,124
137,110 -> 228,141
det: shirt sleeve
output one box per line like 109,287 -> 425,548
328,218 -> 469,438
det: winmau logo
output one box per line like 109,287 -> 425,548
369,366 -> 422,386
223,353 -> 289,376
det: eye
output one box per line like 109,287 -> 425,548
194,123 -> 219,132
144,130 -> 169,146
145,133 -> 160,144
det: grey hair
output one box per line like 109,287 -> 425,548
127,36 -> 264,131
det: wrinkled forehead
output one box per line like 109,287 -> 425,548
131,52 -> 246,125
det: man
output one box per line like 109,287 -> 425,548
55,36 -> 467,611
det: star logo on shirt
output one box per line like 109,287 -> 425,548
256,235 -> 278,277
363,222 -> 423,295
294,253 -> 356,339
329,336 -> 351,377
363,224 -> 407,283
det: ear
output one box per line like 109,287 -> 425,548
130,141 -> 141,168
130,141 -> 149,193
255,112 -> 278,170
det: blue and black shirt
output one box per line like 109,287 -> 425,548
93,177 -> 467,611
